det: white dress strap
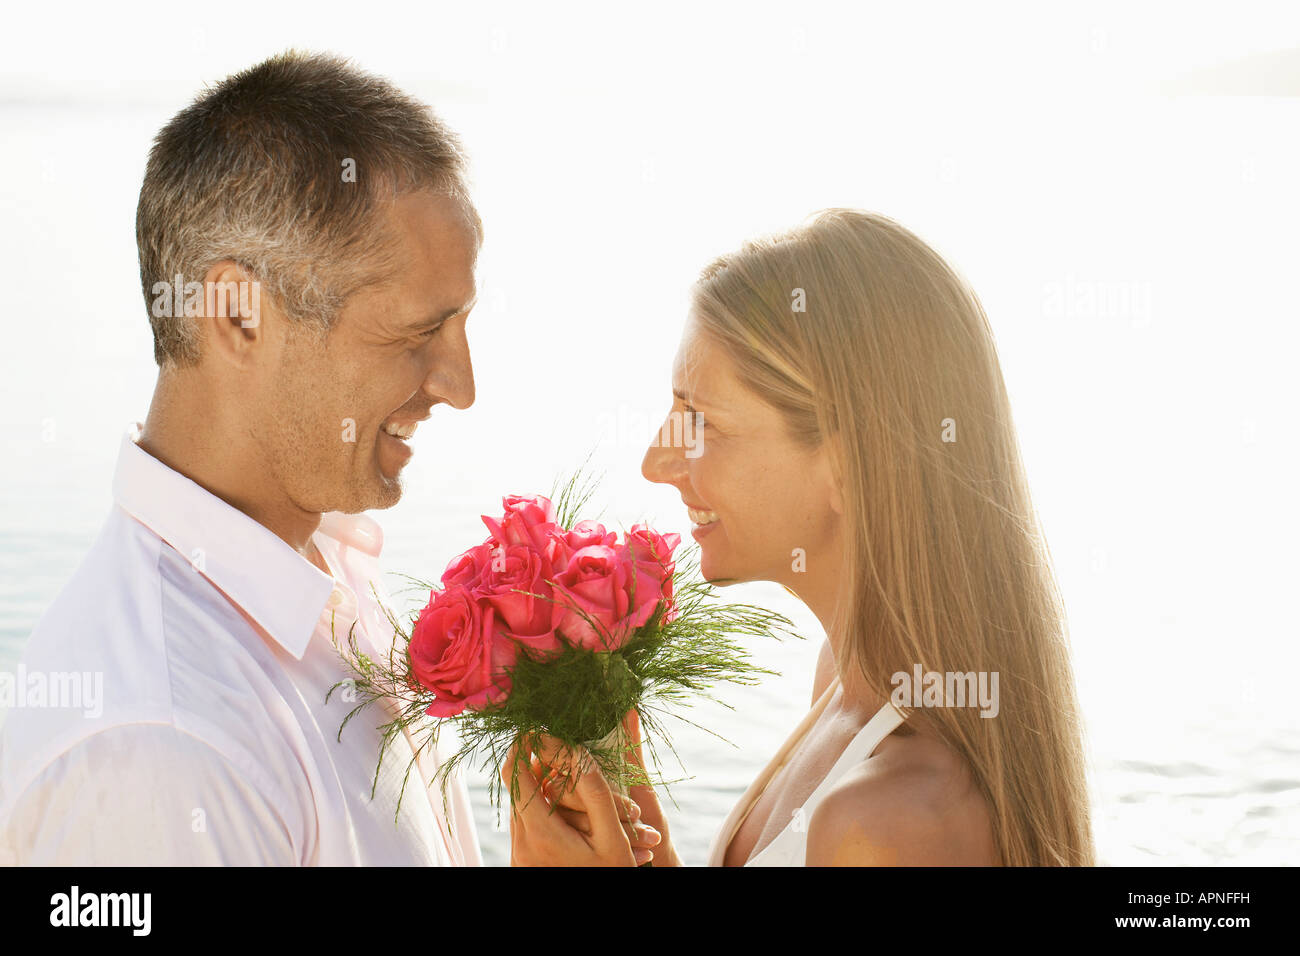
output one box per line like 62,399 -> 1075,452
795,699 -> 908,824
705,677 -> 840,866
745,693 -> 908,866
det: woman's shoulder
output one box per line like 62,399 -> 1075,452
806,722 -> 998,865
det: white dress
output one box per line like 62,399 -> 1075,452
706,677 -> 909,866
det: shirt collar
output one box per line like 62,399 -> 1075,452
112,422 -> 383,660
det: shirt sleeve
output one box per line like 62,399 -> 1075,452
1,722 -> 301,866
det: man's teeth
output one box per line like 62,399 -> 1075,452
381,421 -> 418,440
688,508 -> 719,526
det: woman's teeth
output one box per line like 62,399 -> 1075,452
382,421 -> 418,440
688,508 -> 719,526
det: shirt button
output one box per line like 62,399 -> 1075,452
328,588 -> 345,608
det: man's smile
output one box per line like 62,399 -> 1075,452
380,420 -> 420,440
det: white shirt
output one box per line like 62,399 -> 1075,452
0,423 -> 482,866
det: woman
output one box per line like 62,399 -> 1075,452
505,209 -> 1094,866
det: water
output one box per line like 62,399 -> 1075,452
5,483 -> 1297,866
2,44 -> 1299,865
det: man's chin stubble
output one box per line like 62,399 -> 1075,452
367,471 -> 405,511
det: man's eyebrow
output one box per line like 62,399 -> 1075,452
407,296 -> 478,331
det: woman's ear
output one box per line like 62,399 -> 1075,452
825,434 -> 847,516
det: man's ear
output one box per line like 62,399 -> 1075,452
199,260 -> 266,368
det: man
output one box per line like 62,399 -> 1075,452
0,51 -> 485,864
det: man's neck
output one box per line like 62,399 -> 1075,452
141,376 -> 326,570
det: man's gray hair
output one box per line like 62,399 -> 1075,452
136,49 -> 477,366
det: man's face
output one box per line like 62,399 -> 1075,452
254,189 -> 479,515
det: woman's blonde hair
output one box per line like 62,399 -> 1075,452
692,209 -> 1094,866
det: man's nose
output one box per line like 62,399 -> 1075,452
426,323 -> 475,410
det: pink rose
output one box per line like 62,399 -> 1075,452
552,544 -> 664,651
560,519 -> 618,552
623,524 -> 681,622
408,585 -> 516,717
440,541 -> 495,590
623,523 -> 681,568
473,543 -> 562,657
482,494 -> 560,552
544,519 -> 617,574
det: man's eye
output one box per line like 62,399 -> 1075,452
416,323 -> 445,339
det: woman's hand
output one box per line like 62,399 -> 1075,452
528,712 -> 684,867
502,735 -> 659,866
619,710 -> 683,867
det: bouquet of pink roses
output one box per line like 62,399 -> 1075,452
329,479 -> 794,820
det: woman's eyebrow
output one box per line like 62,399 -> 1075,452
673,387 -> 718,407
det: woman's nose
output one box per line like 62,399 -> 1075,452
642,414 -> 688,485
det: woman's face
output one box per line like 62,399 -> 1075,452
641,312 -> 843,591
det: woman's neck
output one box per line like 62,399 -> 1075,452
799,573 -> 897,725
